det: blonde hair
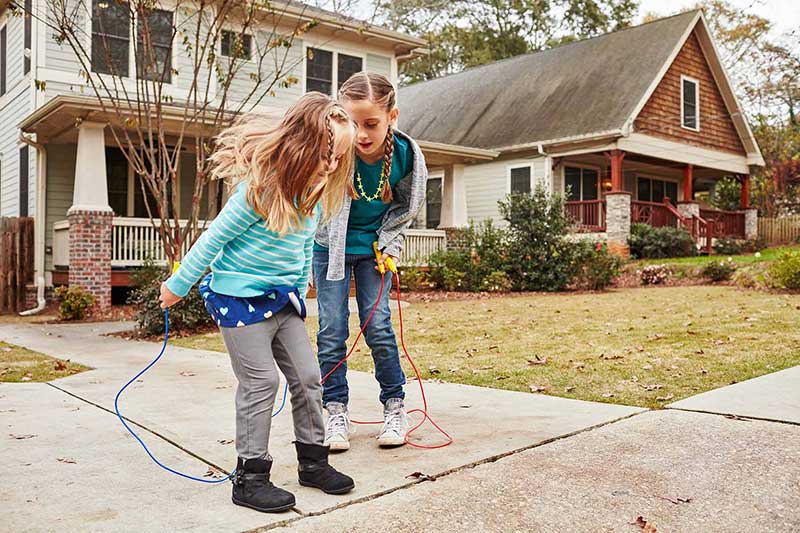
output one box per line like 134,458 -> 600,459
338,72 -> 397,204
209,92 -> 355,235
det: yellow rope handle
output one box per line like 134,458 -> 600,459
172,261 -> 181,274
372,242 -> 397,274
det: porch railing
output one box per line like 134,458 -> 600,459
52,218 -> 447,269
631,200 -> 680,228
565,200 -> 606,232
699,208 -> 745,239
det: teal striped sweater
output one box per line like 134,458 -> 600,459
165,182 -> 320,299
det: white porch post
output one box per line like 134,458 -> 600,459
70,121 -> 111,213
440,163 -> 467,228
68,121 -> 113,312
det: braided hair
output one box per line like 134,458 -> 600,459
339,72 -> 397,204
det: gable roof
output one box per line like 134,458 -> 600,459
398,10 -> 761,163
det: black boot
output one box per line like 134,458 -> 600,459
295,441 -> 355,495
231,457 -> 296,513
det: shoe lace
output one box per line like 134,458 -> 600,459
326,412 -> 350,437
381,409 -> 408,436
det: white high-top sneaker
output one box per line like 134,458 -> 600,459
377,398 -> 409,447
324,402 -> 354,451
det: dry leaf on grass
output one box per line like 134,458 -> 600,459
529,385 -> 547,393
527,356 -> 548,366
54,360 -> 67,371
656,394 -> 674,402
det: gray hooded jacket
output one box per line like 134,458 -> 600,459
315,129 -> 428,281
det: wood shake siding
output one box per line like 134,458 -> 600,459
633,31 -> 745,155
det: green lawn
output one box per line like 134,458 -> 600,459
172,286 -> 800,409
638,245 -> 797,267
0,341 -> 91,382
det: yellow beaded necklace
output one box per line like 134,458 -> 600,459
355,165 -> 387,202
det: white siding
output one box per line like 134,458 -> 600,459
462,156 -> 549,224
366,53 -> 391,79
0,11 -> 34,216
44,143 -> 75,271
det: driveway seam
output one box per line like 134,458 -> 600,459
665,406 -> 800,427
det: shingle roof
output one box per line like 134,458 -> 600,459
398,10 -> 700,150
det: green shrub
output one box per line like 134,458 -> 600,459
498,187 -> 574,291
571,241 -> 624,290
398,266 -> 431,291
629,223 -> 697,259
481,270 -> 512,292
428,220 -> 509,292
640,264 -> 670,285
702,259 -> 737,282
127,259 -> 213,336
713,237 -> 745,256
54,285 -> 95,320
768,251 -> 800,290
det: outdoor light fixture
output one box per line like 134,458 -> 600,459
602,178 -> 613,191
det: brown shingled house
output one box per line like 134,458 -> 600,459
399,10 -> 764,254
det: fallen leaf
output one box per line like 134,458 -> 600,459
602,354 -> 624,360
527,356 -> 548,366
217,439 -> 233,445
656,394 -> 674,402
54,360 -> 67,371
405,471 -> 433,481
179,371 -> 196,377
633,515 -> 657,532
601,393 -> 615,398
694,349 -> 705,355
204,467 -> 225,479
459,404 -> 471,409
564,386 -> 575,393
21,376 -> 32,382
9,434 -> 36,440
529,385 -> 547,393
494,375 -> 510,381
428,367 -> 441,375
57,457 -> 77,464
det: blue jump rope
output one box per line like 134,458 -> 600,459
114,306 -> 288,484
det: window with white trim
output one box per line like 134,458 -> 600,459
564,166 -> 598,201
91,0 -> 174,82
305,47 -> 362,95
510,166 -> 531,194
426,177 -> 442,229
220,30 -> 252,60
681,76 -> 699,130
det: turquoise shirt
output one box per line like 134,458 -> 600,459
166,182 -> 319,299
315,135 -> 413,255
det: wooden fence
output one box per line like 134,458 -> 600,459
758,216 -> 800,245
0,217 -> 35,314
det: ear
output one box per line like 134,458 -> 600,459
389,107 -> 399,125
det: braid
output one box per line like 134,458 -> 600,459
381,127 -> 394,204
324,113 -> 335,170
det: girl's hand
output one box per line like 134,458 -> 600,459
374,253 -> 397,272
159,283 -> 182,309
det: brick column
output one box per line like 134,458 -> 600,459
441,226 -> 470,253
744,208 -> 758,240
68,121 -> 112,312
605,192 -> 631,256
68,210 -> 112,311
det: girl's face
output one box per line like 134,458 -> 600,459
343,99 -> 399,164
317,120 -> 354,181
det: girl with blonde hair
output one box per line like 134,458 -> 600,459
160,92 -> 357,513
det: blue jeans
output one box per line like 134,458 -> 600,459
313,250 -> 405,406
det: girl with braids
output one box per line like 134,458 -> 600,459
314,72 -> 428,451
159,92 -> 357,513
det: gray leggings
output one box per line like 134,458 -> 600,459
220,307 -> 325,460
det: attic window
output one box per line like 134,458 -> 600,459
681,75 -> 699,131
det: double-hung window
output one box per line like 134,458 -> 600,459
681,75 -> 699,131
305,47 -> 362,95
564,166 -> 599,201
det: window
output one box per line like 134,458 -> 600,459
137,8 -> 173,82
681,76 -> 699,130
306,48 -> 332,94
23,0 -> 31,74
426,177 -> 442,229
305,48 -> 363,95
337,53 -> 362,90
91,0 -> 131,77
106,148 -> 129,215
510,166 -> 531,194
564,166 -> 598,201
1,25 -> 6,96
220,30 -> 252,60
637,177 -> 678,203
19,147 -> 29,217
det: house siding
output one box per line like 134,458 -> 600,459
0,11 -> 34,217
633,30 -> 745,155
366,53 -> 391,79
44,143 -> 76,271
463,155 -> 549,223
